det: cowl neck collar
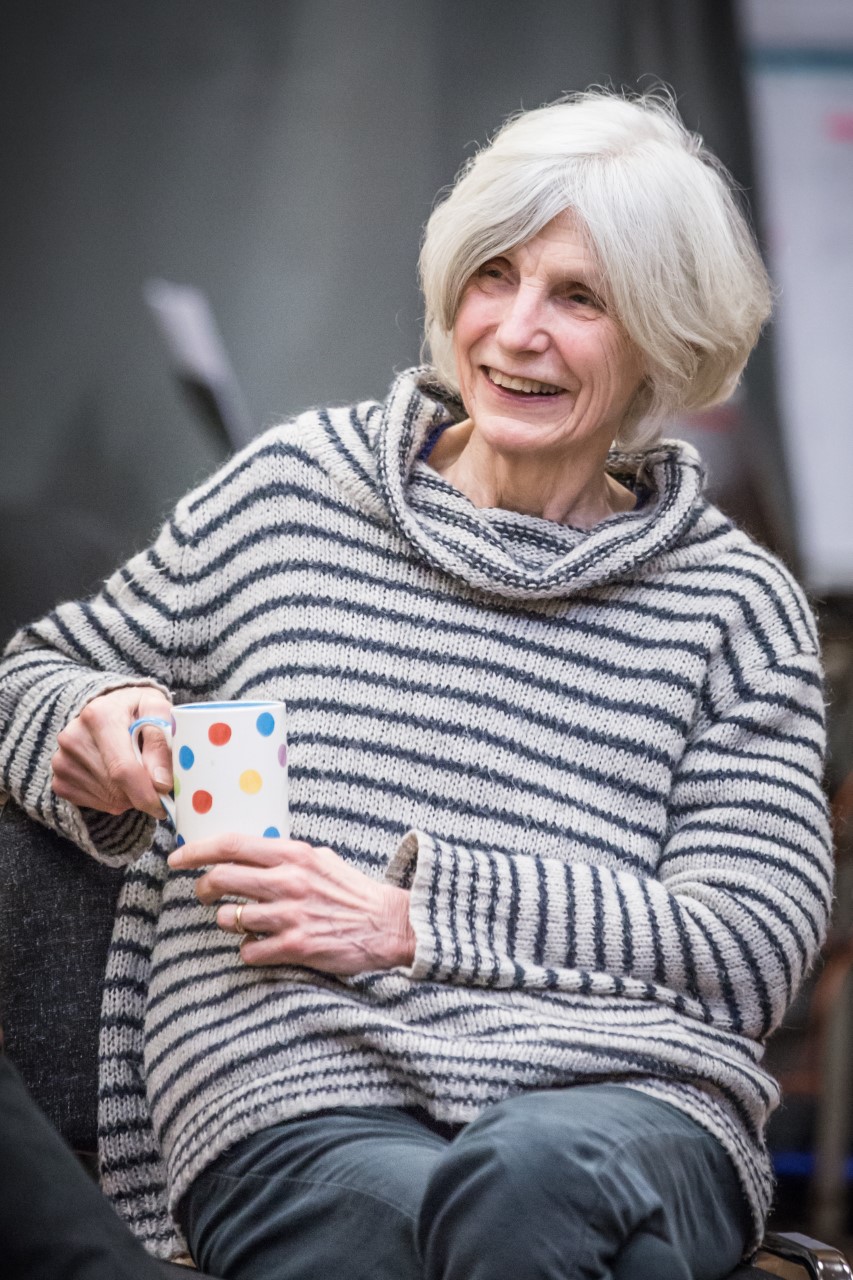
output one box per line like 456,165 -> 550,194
374,367 -> 706,601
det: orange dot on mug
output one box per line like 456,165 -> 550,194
209,722 -> 232,746
192,790 -> 213,814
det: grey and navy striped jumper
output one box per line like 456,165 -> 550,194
0,367 -> 832,1257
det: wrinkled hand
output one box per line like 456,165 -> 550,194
52,686 -> 174,818
169,834 -> 416,975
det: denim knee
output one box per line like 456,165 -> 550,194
417,1096 -> 597,1278
416,1087 -> 749,1280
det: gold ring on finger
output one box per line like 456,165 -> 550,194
234,902 -> 249,935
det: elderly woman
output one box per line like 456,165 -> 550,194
0,91 -> 832,1280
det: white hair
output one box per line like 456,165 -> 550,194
420,90 -> 773,447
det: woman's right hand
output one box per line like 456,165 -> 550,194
51,686 -> 174,817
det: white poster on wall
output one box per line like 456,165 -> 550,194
741,0 -> 853,591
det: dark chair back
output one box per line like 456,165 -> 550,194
0,798 -> 123,1152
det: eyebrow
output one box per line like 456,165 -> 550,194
481,250 -> 608,299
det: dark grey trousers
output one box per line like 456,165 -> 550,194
178,1084 -> 752,1280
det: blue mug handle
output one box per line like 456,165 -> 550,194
128,716 -> 176,827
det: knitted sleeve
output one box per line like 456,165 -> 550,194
387,651 -> 832,1040
0,500 -> 199,863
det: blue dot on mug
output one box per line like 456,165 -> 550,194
263,826 -> 280,838
256,712 -> 275,737
179,745 -> 195,770
176,834 -> 185,847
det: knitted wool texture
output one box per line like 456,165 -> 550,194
0,368 -> 832,1257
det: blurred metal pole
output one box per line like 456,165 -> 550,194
812,958 -> 853,1242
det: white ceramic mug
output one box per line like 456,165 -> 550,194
129,700 -> 289,845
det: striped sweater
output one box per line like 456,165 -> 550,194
0,367 -> 832,1257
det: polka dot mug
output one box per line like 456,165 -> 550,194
129,700 -> 289,846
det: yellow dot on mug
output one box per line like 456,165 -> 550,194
173,776 -> 181,798
239,769 -> 263,794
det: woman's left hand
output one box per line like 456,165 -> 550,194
168,835 -> 416,974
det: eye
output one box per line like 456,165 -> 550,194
474,258 -> 512,288
562,287 -> 600,308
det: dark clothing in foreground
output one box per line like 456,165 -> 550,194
0,1053 -> 171,1279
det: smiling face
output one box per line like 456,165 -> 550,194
451,213 -> 645,465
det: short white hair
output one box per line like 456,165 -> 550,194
420,89 -> 773,448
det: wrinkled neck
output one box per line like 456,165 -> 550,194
427,418 -> 636,529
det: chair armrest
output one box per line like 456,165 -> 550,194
753,1230 -> 853,1280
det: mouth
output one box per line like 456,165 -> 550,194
486,368 -> 564,397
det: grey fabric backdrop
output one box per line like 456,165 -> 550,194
0,0 -> 787,642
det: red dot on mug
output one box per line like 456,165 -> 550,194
209,722 -> 232,746
192,790 -> 213,814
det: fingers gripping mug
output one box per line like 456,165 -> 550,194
129,700 -> 289,845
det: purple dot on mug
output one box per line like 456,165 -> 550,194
278,743 -> 287,767
171,715 -> 177,735
256,712 -> 275,737
263,826 -> 280,838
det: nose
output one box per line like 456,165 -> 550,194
494,284 -> 549,354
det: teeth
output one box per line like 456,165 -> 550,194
488,369 -> 562,395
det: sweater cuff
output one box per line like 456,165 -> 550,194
386,828 -> 524,985
61,675 -> 171,864
385,829 -> 450,980
14,672 -> 169,864
75,805 -> 160,865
